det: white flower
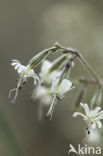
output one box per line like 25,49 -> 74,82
73,103 -> 103,129
11,60 -> 39,84
51,78 -> 73,98
46,78 -> 74,119
31,85 -> 52,105
39,60 -> 61,84
9,59 -> 40,103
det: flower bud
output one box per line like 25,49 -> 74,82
28,45 -> 58,68
46,54 -> 68,76
28,50 -> 51,68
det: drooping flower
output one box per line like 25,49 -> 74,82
9,59 -> 40,104
73,103 -> 103,129
39,60 -> 61,84
39,54 -> 70,84
46,78 -> 74,120
51,77 -> 73,99
31,85 -> 52,105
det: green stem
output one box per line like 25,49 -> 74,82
54,42 -> 103,87
79,54 -> 102,86
77,77 -> 97,85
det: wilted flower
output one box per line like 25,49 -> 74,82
31,85 -> 52,105
73,103 -> 103,129
39,60 -> 61,84
9,59 -> 39,104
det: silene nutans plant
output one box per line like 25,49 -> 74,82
9,42 -> 103,145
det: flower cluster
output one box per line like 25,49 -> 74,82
73,103 -> 103,144
9,45 -> 74,116
9,43 -> 103,145
32,54 -> 74,119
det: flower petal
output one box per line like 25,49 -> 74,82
48,71 -> 61,81
51,78 -> 59,93
11,59 -> 25,73
11,62 -> 18,66
93,107 -> 101,114
96,121 -> 102,128
94,110 -> 103,118
95,114 -> 103,120
80,103 -> 89,116
40,60 -> 52,76
73,112 -> 87,120
59,79 -> 72,95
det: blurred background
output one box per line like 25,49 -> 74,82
0,0 -> 103,155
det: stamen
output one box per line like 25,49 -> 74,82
9,88 -> 16,98
9,77 -> 22,104
33,75 -> 40,85
28,73 -> 40,85
11,88 -> 19,104
9,88 -> 19,104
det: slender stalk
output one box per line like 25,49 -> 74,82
54,42 -> 103,87
77,77 -> 97,85
79,54 -> 102,86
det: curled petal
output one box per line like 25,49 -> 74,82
11,62 -> 18,66
9,88 -> 19,104
80,103 -> 89,116
14,64 -> 20,70
17,66 -> 25,73
9,77 -> 23,104
73,112 -> 87,120
11,59 -> 25,73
